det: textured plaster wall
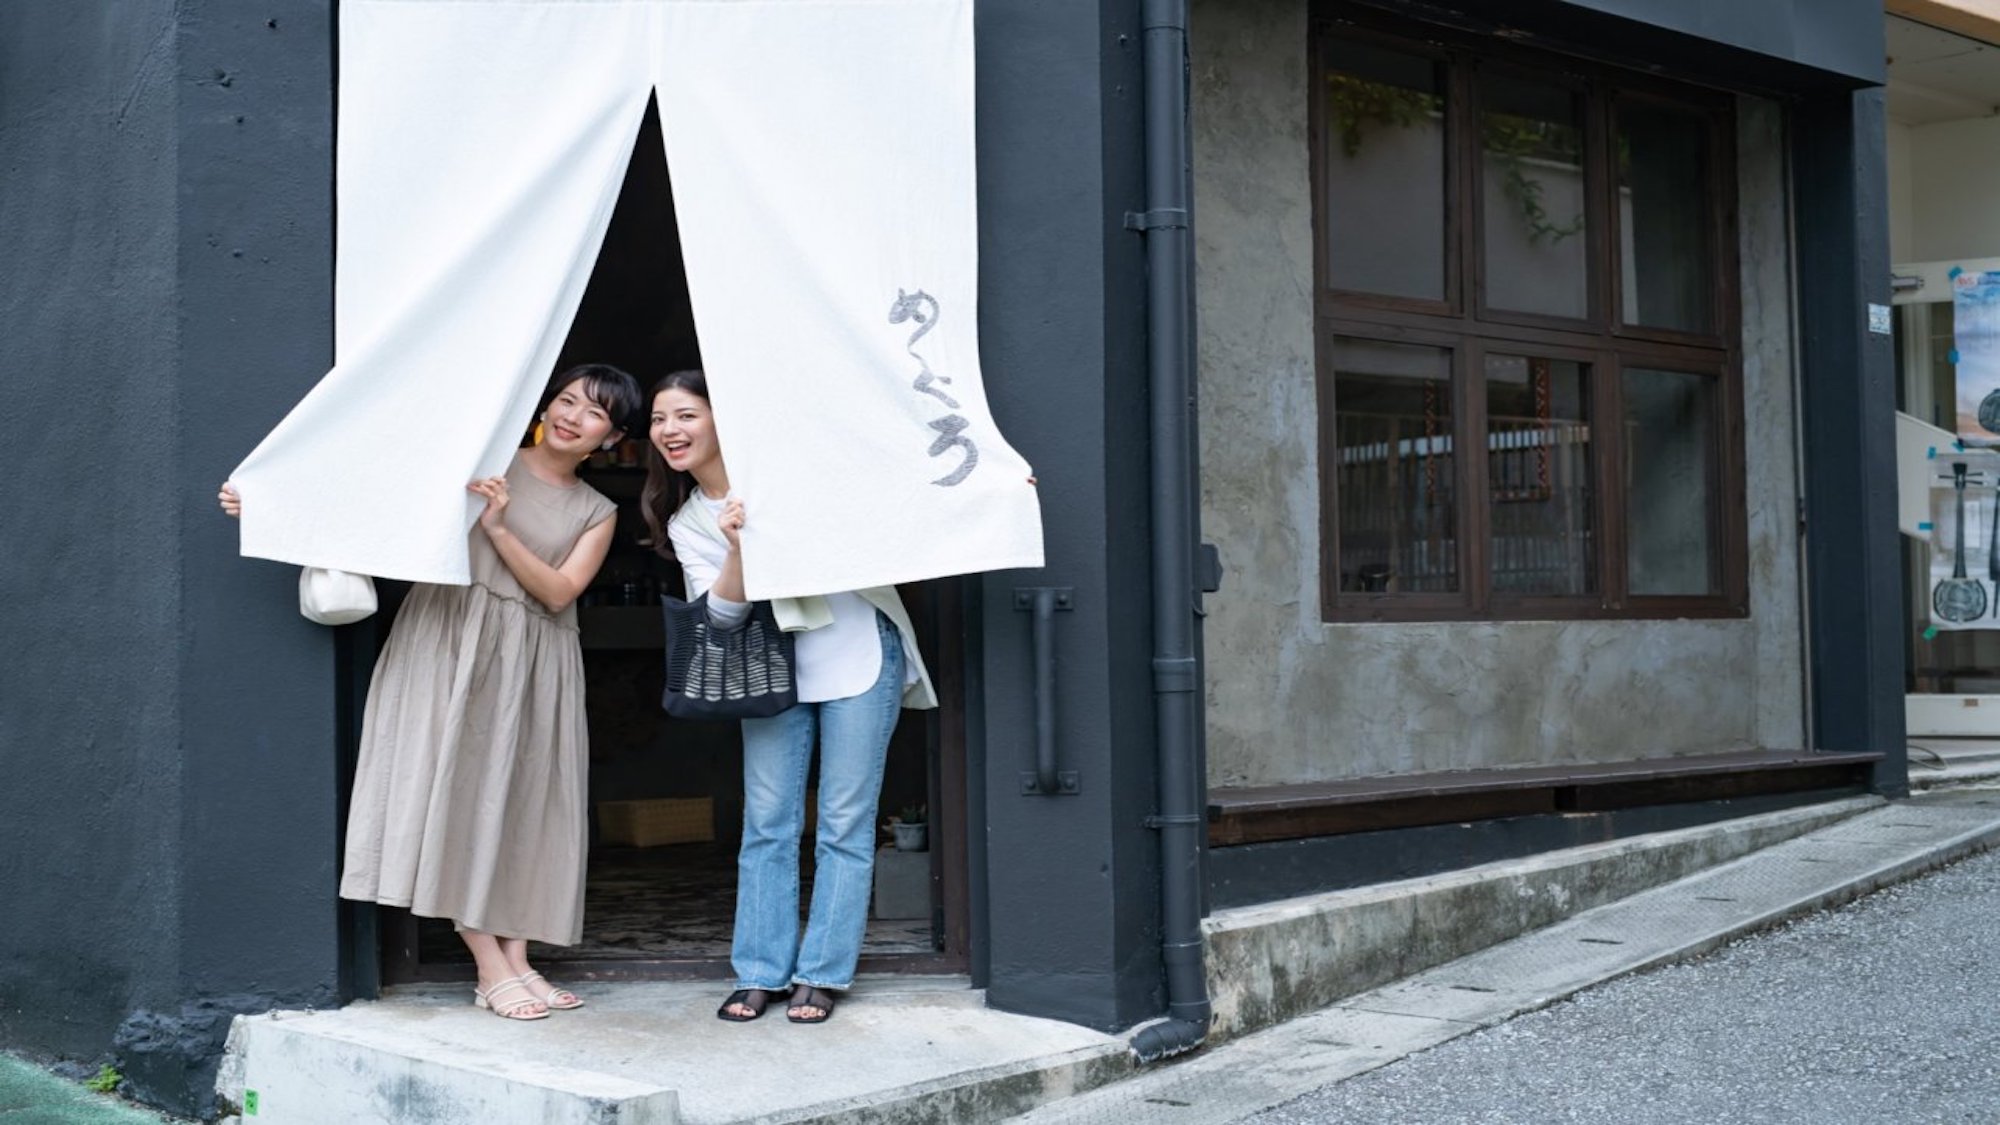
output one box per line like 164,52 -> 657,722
1190,0 -> 1806,788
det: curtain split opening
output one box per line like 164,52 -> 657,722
231,0 -> 1042,599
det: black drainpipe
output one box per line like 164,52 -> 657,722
1127,0 -> 1212,1065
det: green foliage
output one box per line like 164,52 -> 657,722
896,804 -> 927,826
83,1064 -> 121,1094
1324,73 -> 1584,245
1483,111 -> 1585,245
1325,72 -> 1440,159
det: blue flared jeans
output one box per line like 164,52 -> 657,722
732,614 -> 904,991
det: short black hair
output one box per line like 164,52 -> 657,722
545,363 -> 643,434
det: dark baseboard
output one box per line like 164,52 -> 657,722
1206,786 -> 1869,911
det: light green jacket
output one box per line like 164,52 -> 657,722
674,495 -> 938,711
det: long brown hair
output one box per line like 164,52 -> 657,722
639,368 -> 710,561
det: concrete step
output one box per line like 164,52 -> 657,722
215,977 -> 1131,1125
1006,787 -> 2000,1125
214,796 -> 1885,1125
1907,740 -> 2000,791
1909,761 -> 2000,790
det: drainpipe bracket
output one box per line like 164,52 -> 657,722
1011,587 -> 1074,611
1144,813 -> 1203,829
1153,656 -> 1199,693
1124,208 -> 1189,233
1197,542 -> 1223,593
1020,770 -> 1080,796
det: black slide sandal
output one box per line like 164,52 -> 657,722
786,984 -> 835,1024
716,988 -> 780,1022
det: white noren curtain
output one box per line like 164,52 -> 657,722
231,0 -> 1043,599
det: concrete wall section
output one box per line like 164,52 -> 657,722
1190,1 -> 1806,788
1737,97 -> 1811,755
0,0 -> 187,1066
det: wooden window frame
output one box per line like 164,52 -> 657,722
1312,4 -> 1747,623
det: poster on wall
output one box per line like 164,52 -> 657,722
1930,457 -> 2000,631
1954,269 -> 2000,444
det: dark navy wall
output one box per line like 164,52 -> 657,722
972,0 -> 1166,1030
158,0 -> 344,1113
0,2 -> 344,1117
1558,0 -> 1884,82
0,0 -> 187,1068
1794,88 -> 1907,791
1367,0 -> 1884,91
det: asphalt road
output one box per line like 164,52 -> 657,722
1241,846 -> 2000,1125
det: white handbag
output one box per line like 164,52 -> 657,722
299,567 -> 378,626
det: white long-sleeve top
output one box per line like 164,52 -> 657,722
668,490 -> 884,703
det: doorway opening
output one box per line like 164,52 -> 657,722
363,98 -> 969,984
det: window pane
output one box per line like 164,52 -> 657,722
1322,40 -> 1447,301
1624,367 -> 1718,595
1487,355 -> 1594,594
1617,102 -> 1715,333
1481,75 -> 1588,319
1333,338 -> 1458,593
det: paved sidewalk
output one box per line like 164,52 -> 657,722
0,1054 -> 181,1125
1008,786 -> 2000,1125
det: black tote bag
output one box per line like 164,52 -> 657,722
660,593 -> 799,720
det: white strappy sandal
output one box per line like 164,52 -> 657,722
473,975 -> 550,1021
521,970 -> 585,1011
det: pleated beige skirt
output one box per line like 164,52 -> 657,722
338,459 -> 612,945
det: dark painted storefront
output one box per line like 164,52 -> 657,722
0,0 -> 1897,1118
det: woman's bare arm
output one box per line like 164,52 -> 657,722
468,477 -> 615,614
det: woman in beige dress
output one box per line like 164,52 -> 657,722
222,364 -> 642,1021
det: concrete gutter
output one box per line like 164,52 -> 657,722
214,794 -> 1928,1124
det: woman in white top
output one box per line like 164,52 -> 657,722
640,369 -> 936,1024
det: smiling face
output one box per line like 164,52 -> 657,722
541,378 -> 620,456
650,387 -> 723,484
